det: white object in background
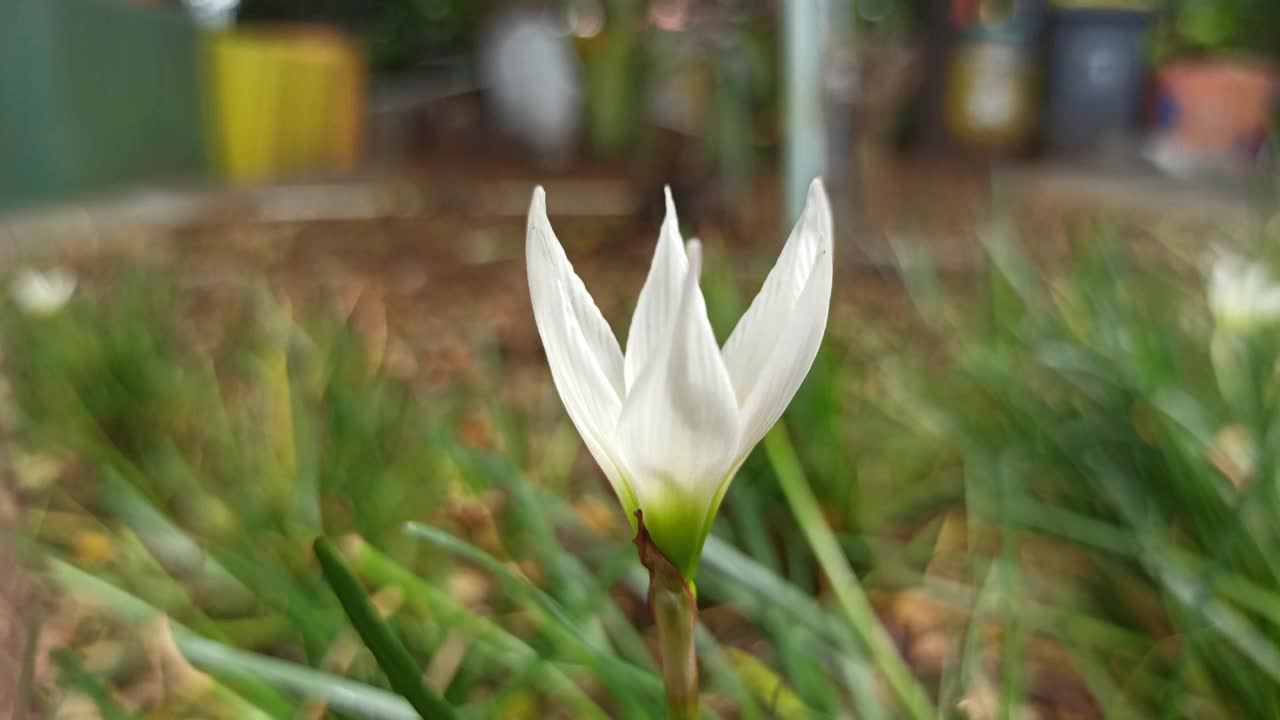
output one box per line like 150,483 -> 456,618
11,268 -> 76,316
481,8 -> 583,165
1143,135 -> 1242,180
526,180 -> 833,578
184,0 -> 238,29
1207,249 -> 1280,331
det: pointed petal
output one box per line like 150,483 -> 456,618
624,186 -> 689,391
1257,288 -> 1280,323
615,241 -> 741,573
721,178 -> 833,449
526,187 -> 635,510
684,184 -> 833,567
735,244 -> 832,452
527,188 -> 626,396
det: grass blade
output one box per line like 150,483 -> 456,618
402,521 -> 662,702
344,534 -> 614,719
175,632 -> 420,720
46,558 -> 294,718
764,423 -> 935,720
314,536 -> 458,720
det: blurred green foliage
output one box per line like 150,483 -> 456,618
1153,0 -> 1280,59
9,215 -> 1280,717
879,224 -> 1280,717
235,0 -> 488,72
6,265 -> 895,717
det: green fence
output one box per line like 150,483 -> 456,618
0,0 -> 207,209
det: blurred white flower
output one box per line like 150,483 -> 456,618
1207,250 -> 1280,331
527,180 -> 833,578
11,267 -> 76,316
481,8 -> 582,165
183,0 -> 237,28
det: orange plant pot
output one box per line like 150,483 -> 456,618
1150,59 -> 1279,168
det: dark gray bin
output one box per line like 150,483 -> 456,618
1045,10 -> 1151,152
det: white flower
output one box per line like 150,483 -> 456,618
527,180 -> 833,578
1207,250 -> 1280,331
10,268 -> 76,316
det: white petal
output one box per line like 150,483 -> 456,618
1256,288 -> 1280,322
721,178 -> 833,438
735,242 -> 832,453
624,186 -> 688,391
616,240 -> 741,508
1208,254 -> 1236,315
527,188 -> 625,395
526,187 -> 634,509
1242,263 -> 1270,299
688,187 -> 832,551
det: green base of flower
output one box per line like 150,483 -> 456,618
634,510 -> 700,720
633,486 -> 711,583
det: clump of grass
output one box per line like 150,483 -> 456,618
870,223 -> 1280,717
3,262 -> 927,718
15,215 -> 1276,719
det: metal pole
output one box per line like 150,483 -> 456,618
783,0 -> 828,225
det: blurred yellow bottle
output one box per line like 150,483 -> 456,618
207,26 -> 365,183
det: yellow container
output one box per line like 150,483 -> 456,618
207,26 -> 364,182
945,40 -> 1040,153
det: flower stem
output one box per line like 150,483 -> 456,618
634,510 -> 700,719
653,579 -> 698,719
